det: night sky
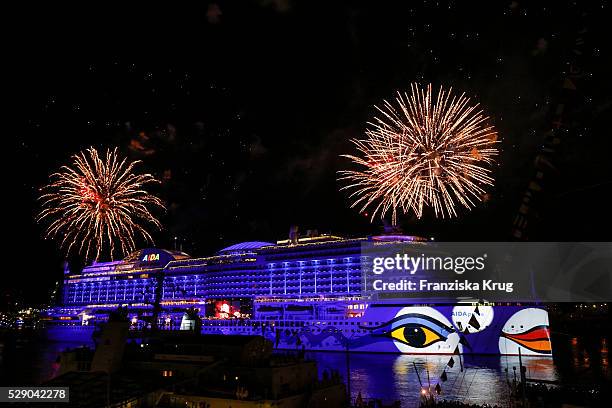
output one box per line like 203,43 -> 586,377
8,1 -> 611,305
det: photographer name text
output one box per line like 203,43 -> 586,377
371,279 -> 514,293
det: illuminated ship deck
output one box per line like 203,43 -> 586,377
61,234 -> 370,307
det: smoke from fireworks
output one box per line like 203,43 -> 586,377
38,147 -> 165,261
339,83 -> 499,222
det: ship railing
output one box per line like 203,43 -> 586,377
200,316 -> 363,329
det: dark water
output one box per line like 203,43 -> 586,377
0,336 -> 84,385
0,331 -> 608,406
309,334 -> 609,405
309,352 -> 560,406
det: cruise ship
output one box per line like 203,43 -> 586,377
45,232 -> 552,356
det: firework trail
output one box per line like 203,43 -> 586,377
339,83 -> 499,223
38,147 -> 165,261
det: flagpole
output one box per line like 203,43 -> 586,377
426,357 -> 431,391
519,348 -> 527,406
425,360 -> 433,403
413,362 -> 429,404
413,362 -> 424,388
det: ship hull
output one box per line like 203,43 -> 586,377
201,304 -> 552,356
43,303 -> 552,356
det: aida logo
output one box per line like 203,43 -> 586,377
452,311 -> 473,317
142,253 -> 160,262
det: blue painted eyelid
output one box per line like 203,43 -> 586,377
363,312 -> 455,337
391,317 -> 453,338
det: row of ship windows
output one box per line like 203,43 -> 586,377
64,282 -> 359,298
69,279 -> 361,289
191,269 -> 363,279
65,285 -> 361,294
66,279 -> 362,290
69,270 -> 363,285
64,287 -> 362,301
66,277 -> 362,291
167,261 -> 363,273
207,274 -> 362,282
65,288 -> 361,301
63,297 -> 361,307
264,251 -> 362,262
65,281 -> 362,294
267,265 -> 361,270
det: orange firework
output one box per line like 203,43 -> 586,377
38,147 -> 165,261
339,83 -> 499,222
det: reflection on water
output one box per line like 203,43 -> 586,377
555,334 -> 610,386
0,331 -> 608,406
601,338 -> 608,369
308,352 -> 558,406
0,333 -> 94,385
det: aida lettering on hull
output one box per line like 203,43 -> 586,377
142,253 -> 160,262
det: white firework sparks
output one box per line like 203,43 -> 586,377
339,83 -> 499,222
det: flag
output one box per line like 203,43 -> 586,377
474,306 -> 480,315
447,357 -> 455,368
468,314 -> 481,330
441,371 -> 448,382
453,346 -> 460,355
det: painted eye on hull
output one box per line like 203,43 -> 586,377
390,323 -> 445,348
363,308 -> 457,352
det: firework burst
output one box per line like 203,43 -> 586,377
339,83 -> 499,222
38,147 -> 165,261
